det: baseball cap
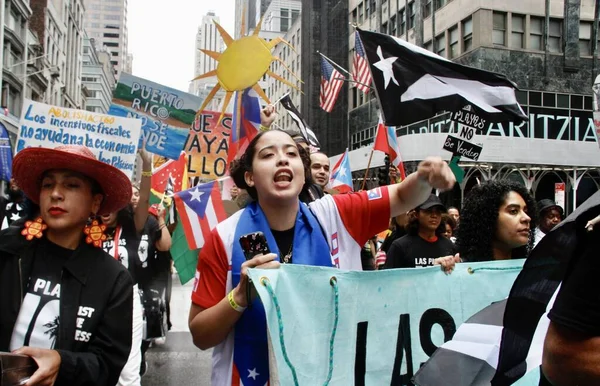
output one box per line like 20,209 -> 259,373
416,194 -> 447,211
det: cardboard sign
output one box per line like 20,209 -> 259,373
109,73 -> 203,160
248,260 -> 524,385
443,135 -> 483,161
185,111 -> 232,180
452,105 -> 486,132
17,99 -> 141,178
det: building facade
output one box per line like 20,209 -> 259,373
301,0 -> 350,156
82,36 -> 115,113
190,11 -> 224,102
343,0 -> 600,213
83,0 -> 128,78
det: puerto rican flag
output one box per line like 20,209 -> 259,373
151,151 -> 187,197
229,88 -> 261,165
174,181 -> 227,250
329,149 -> 353,193
373,113 -> 406,180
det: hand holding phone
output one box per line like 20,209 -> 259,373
239,232 -> 271,261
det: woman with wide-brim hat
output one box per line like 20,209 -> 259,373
0,145 -> 135,386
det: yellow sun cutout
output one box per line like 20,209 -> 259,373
193,11 -> 302,119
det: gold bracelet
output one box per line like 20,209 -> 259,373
227,290 -> 246,313
141,171 -> 152,177
259,124 -> 270,132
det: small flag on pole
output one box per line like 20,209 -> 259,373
373,113 -> 406,180
279,94 -> 321,149
329,149 -> 353,193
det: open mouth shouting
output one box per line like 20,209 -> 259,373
274,168 -> 293,187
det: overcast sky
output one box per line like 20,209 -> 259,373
128,0 -> 235,92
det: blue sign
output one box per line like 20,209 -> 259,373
0,122 -> 12,181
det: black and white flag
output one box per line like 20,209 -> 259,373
414,191 -> 600,386
279,94 -> 321,149
357,29 -> 527,127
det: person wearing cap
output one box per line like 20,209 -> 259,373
0,145 -> 134,386
534,199 -> 564,247
383,194 -> 458,271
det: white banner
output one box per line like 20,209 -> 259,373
17,99 -> 142,178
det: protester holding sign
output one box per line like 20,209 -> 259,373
99,149 -> 152,386
188,124 -> 455,385
0,145 -> 134,385
456,180 -> 537,261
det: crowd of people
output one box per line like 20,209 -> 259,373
0,103 -> 589,386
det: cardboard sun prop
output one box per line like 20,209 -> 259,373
193,17 -> 301,117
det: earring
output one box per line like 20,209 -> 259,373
83,216 -> 107,248
22,217 -> 48,241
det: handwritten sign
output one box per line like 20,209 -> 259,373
185,111 -> 232,180
109,73 -> 203,160
443,135 -> 483,161
16,99 -> 141,178
248,260 -> 524,385
452,105 -> 486,131
0,122 -> 12,181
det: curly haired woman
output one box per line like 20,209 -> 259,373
456,180 -> 538,262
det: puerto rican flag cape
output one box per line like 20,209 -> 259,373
191,188 -> 391,385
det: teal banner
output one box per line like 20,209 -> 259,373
248,260 -> 525,385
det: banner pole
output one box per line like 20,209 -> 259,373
361,150 -> 374,191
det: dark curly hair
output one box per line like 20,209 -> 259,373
456,180 -> 538,262
229,130 -> 312,201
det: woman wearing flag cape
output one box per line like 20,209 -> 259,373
188,108 -> 457,385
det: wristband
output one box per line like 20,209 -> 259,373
227,290 -> 246,313
259,124 -> 270,132
141,171 -> 152,177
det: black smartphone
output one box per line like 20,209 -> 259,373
239,232 -> 271,261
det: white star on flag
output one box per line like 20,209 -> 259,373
338,167 -> 347,177
10,213 -> 20,221
189,186 -> 204,202
247,368 -> 259,380
373,45 -> 399,89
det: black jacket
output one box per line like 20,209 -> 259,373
0,222 -> 133,386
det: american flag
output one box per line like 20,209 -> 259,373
352,32 -> 372,94
174,181 -> 227,250
319,57 -> 344,113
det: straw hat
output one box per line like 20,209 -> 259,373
13,145 -> 133,215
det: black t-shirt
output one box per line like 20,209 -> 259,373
271,227 -> 295,264
384,234 -> 457,269
381,227 -> 407,253
102,224 -> 141,285
137,216 -> 161,288
10,238 -> 72,350
548,227 -> 600,335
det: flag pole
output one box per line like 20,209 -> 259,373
360,149 -> 374,191
317,51 -> 351,76
272,92 -> 290,107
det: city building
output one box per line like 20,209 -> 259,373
300,0 -> 350,156
268,10 -> 302,132
82,37 -> 116,113
190,10 -> 224,104
235,0 -> 272,38
83,0 -> 129,78
341,0 -> 600,213
0,0 -> 33,138
63,0 -> 85,110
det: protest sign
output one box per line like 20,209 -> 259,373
0,122 -> 12,181
186,110 -> 231,179
17,99 -> 141,178
248,260 -> 524,385
109,73 -> 201,160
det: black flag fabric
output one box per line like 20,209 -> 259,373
414,191 -> 600,386
357,29 -> 527,127
279,94 -> 321,148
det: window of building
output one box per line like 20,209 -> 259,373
370,0 -> 377,16
104,14 -> 120,21
436,33 -> 446,57
511,14 -> 525,48
579,21 -> 592,56
549,19 -> 562,53
351,8 -> 357,24
399,9 -> 405,35
424,0 -> 432,18
408,2 -> 415,30
530,16 -> 543,51
557,93 -> 569,108
390,15 -> 397,36
352,87 -> 357,108
382,22 -> 388,34
543,92 -> 556,107
105,42 -> 119,47
104,33 -> 120,38
424,40 -> 433,51
463,17 -> 473,52
434,0 -> 449,11
358,2 -> 363,24
493,12 -> 506,46
449,25 -> 459,58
